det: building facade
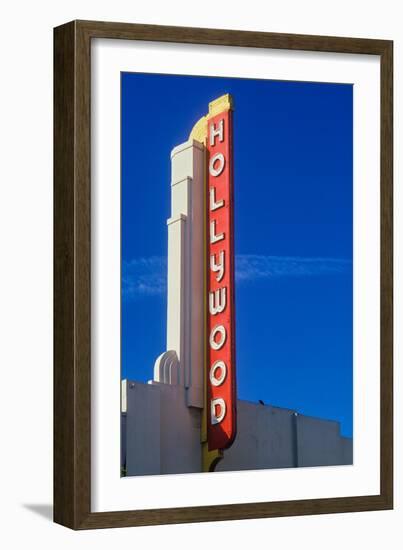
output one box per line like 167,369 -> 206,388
121,95 -> 352,477
121,379 -> 352,476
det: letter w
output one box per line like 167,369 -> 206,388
209,287 -> 227,315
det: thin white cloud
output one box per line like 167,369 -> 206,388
122,257 -> 167,300
122,254 -> 351,300
235,255 -> 352,283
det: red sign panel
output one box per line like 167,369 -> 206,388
206,108 -> 236,451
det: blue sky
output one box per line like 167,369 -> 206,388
121,72 -> 353,438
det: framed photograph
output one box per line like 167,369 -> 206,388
54,20 -> 393,529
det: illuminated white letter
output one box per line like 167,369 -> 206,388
210,360 -> 227,387
210,220 -> 224,244
210,187 -> 224,212
210,119 -> 224,147
209,287 -> 227,315
211,397 -> 226,425
209,153 -> 225,177
210,251 -> 225,282
209,325 -> 226,350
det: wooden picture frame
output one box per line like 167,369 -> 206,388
54,19 -> 393,529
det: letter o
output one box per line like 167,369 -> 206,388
210,360 -> 227,387
209,325 -> 226,350
209,153 -> 225,177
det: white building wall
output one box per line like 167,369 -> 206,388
122,380 -> 352,477
124,382 -> 162,476
215,401 -> 297,471
123,380 -> 201,476
295,413 -> 353,467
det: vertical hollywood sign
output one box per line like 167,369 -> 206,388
206,107 -> 236,451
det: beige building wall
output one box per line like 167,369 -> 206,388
121,379 -> 352,476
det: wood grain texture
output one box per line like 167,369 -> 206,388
74,19 -> 391,54
54,21 -> 76,528
54,20 -> 91,529
380,41 -> 393,507
54,19 -> 393,530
